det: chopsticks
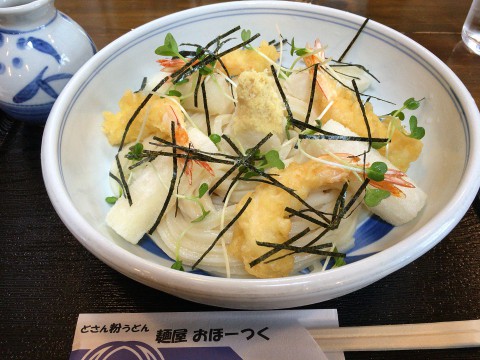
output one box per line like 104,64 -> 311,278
309,319 -> 480,351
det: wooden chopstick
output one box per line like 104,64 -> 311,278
309,319 -> 480,351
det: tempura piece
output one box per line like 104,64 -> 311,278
221,41 -> 279,76
102,90 -> 184,145
229,158 -> 349,278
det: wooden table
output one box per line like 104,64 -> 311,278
1,1 -> 479,359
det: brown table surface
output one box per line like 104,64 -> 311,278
1,0 -> 480,359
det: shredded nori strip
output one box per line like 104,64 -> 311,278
201,80 -> 212,135
192,197 -> 252,269
115,154 -> 132,206
305,63 -> 319,123
299,132 -> 389,143
216,57 -> 236,106
127,155 -> 155,171
193,73 -> 203,108
270,65 -> 293,127
338,18 -> 370,62
108,171 -> 124,194
316,64 -> 393,104
134,77 -> 148,93
146,147 -> 235,165
292,118 -> 388,144
148,122 -> 178,234
208,133 -> 273,195
220,134 -> 243,156
249,227 -> 311,268
175,143 -> 192,217
143,148 -> 235,165
257,241 -> 345,258
284,207 -> 330,228
330,61 -> 380,83
332,182 -> 349,221
351,79 -> 373,153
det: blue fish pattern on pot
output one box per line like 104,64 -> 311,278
17,36 -> 63,64
13,66 -> 72,103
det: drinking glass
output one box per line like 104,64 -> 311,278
462,0 -> 480,55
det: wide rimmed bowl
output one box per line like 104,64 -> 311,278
41,1 -> 480,309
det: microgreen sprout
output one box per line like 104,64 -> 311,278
366,161 -> 388,182
155,33 -> 186,61
371,141 -> 387,149
384,97 -> 426,141
262,149 -> 285,170
390,97 -> 423,119
289,37 -> 311,57
171,259 -> 184,271
364,188 -> 390,207
105,196 -> 118,205
125,143 -> 144,161
408,115 -> 425,139
240,149 -> 285,179
182,182 -> 211,223
241,29 -> 253,49
166,89 -> 182,97
332,247 -> 347,268
209,133 -> 222,145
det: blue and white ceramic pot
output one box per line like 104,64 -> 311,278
0,0 -> 96,124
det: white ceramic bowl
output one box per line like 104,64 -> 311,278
41,1 -> 480,309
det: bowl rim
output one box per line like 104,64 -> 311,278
41,1 -> 480,306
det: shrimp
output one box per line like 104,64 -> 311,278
229,156 -> 350,278
303,39 -> 337,101
169,107 -> 215,183
157,58 -> 199,73
329,153 -> 415,198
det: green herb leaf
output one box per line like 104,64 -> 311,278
364,188 -> 390,207
332,248 -> 347,268
167,89 -> 182,97
241,29 -> 252,42
408,115 -> 425,139
404,97 -> 421,110
191,210 -> 211,223
295,48 -> 310,56
209,133 -> 221,144
175,78 -> 189,85
155,33 -> 180,57
105,196 -> 118,205
198,183 -> 209,198
371,141 -> 387,149
199,65 -> 214,76
289,37 -> 310,57
366,161 -> 388,181
171,259 -> 184,271
126,143 -> 144,161
263,150 -> 285,170
290,37 -> 296,56
390,110 -> 405,120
